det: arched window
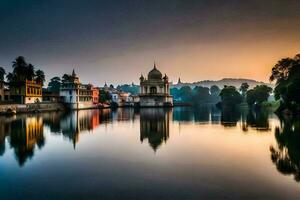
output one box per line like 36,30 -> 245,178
150,86 -> 157,94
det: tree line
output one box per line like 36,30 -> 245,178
0,56 -> 45,85
270,54 -> 300,114
171,85 -> 221,105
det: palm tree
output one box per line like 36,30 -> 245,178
12,56 -> 28,81
35,69 -> 45,85
26,64 -> 35,81
6,72 -> 14,83
0,67 -> 6,81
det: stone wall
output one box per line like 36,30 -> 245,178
0,103 -> 65,114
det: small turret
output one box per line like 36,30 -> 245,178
178,77 -> 182,84
163,73 -> 169,82
72,69 -> 76,77
140,74 -> 145,81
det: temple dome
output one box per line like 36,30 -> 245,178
148,64 -> 162,80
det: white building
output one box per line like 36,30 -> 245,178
139,63 -> 173,107
60,70 -> 94,109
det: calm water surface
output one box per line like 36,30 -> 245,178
0,107 -> 299,199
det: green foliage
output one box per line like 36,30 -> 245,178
270,54 -> 300,113
193,86 -> 211,104
210,85 -> 220,96
219,85 -> 243,108
170,88 -> 180,99
179,86 -> 193,102
48,76 -> 61,92
239,82 -> 249,97
171,85 -> 221,105
99,89 -> 111,103
210,85 -> 221,103
246,85 -> 273,106
116,84 -> 139,95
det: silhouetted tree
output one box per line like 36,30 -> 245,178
270,54 -> 300,113
193,86 -> 211,104
218,85 -> 243,109
26,64 -> 35,81
11,56 -> 28,82
0,67 -> 5,81
35,69 -> 45,85
210,85 -> 220,95
62,73 -> 71,82
99,89 -> 111,103
239,82 -> 249,98
210,85 -> 221,103
270,117 -> 300,182
170,87 -> 180,100
7,56 -> 44,83
179,86 -> 192,102
48,76 -> 61,92
6,72 -> 13,83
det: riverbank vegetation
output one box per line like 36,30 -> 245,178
270,54 -> 300,115
170,85 -> 221,106
5,56 -> 46,85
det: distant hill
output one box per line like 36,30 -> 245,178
171,78 -> 273,89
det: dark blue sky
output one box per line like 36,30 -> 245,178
1,0 -> 300,85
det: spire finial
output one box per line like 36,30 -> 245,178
72,69 -> 76,77
154,61 -> 156,69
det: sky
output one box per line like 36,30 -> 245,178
0,0 -> 300,86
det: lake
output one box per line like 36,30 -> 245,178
0,107 -> 299,199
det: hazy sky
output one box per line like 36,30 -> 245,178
0,0 -> 300,86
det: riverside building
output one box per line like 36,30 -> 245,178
138,63 -> 173,107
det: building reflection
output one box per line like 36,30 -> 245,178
0,107 -> 282,167
270,116 -> 300,182
60,109 -> 102,148
0,109 -> 114,166
139,108 -> 171,151
8,116 -> 44,166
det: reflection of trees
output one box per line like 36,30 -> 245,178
242,110 -> 270,132
193,106 -> 210,123
8,116 -> 44,166
0,117 -> 11,156
270,117 -> 300,182
140,108 -> 170,151
173,107 -> 194,122
0,109 -> 108,165
221,108 -> 240,127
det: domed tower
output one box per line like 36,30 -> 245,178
138,62 -> 173,107
148,63 -> 162,80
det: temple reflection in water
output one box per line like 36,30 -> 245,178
0,106 -> 297,174
139,108 -> 171,151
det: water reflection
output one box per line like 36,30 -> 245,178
139,108 -> 170,151
270,116 -> 300,182
244,110 -> 271,132
0,115 -> 45,166
0,106 -> 297,175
